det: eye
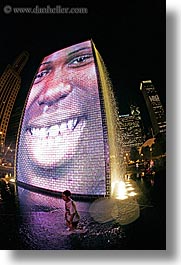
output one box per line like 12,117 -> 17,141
34,69 -> 51,84
68,54 -> 93,68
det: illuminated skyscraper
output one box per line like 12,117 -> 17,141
119,105 -> 145,156
140,80 -> 166,136
0,51 -> 29,151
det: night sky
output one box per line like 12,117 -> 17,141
0,0 -> 166,143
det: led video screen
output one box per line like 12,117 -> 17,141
16,40 -> 108,196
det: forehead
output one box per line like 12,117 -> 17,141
43,40 -> 92,62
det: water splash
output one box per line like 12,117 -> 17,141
91,42 -> 140,227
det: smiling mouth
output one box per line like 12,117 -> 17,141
26,116 -> 86,138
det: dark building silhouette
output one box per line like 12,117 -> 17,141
140,80 -> 166,136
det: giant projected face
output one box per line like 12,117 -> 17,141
17,40 -> 108,195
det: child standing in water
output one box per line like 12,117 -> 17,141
62,190 -> 80,231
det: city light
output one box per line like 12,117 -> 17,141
112,179 -> 138,200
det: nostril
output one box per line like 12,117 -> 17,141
38,100 -> 44,106
37,94 -> 46,106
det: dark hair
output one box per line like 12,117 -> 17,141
63,190 -> 71,197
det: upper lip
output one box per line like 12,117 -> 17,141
26,110 -> 86,129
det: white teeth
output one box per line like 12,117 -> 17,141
30,117 -> 81,137
59,122 -> 68,133
39,127 -> 48,137
67,119 -> 74,130
73,118 -> 78,127
31,128 -> 40,136
48,124 -> 59,137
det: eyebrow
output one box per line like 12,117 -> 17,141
67,47 -> 91,56
40,47 -> 92,66
40,61 -> 51,66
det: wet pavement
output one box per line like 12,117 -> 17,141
0,170 -> 166,250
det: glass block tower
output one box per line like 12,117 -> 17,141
16,40 -> 122,197
0,51 -> 29,152
140,80 -> 166,136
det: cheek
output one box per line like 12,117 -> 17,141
26,85 -> 42,109
25,67 -> 99,109
69,67 -> 98,94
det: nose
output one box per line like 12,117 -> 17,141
38,81 -> 72,106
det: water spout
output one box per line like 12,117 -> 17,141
92,41 -> 124,197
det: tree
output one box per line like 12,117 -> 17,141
130,147 -> 140,161
152,133 -> 166,156
142,146 -> 151,160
